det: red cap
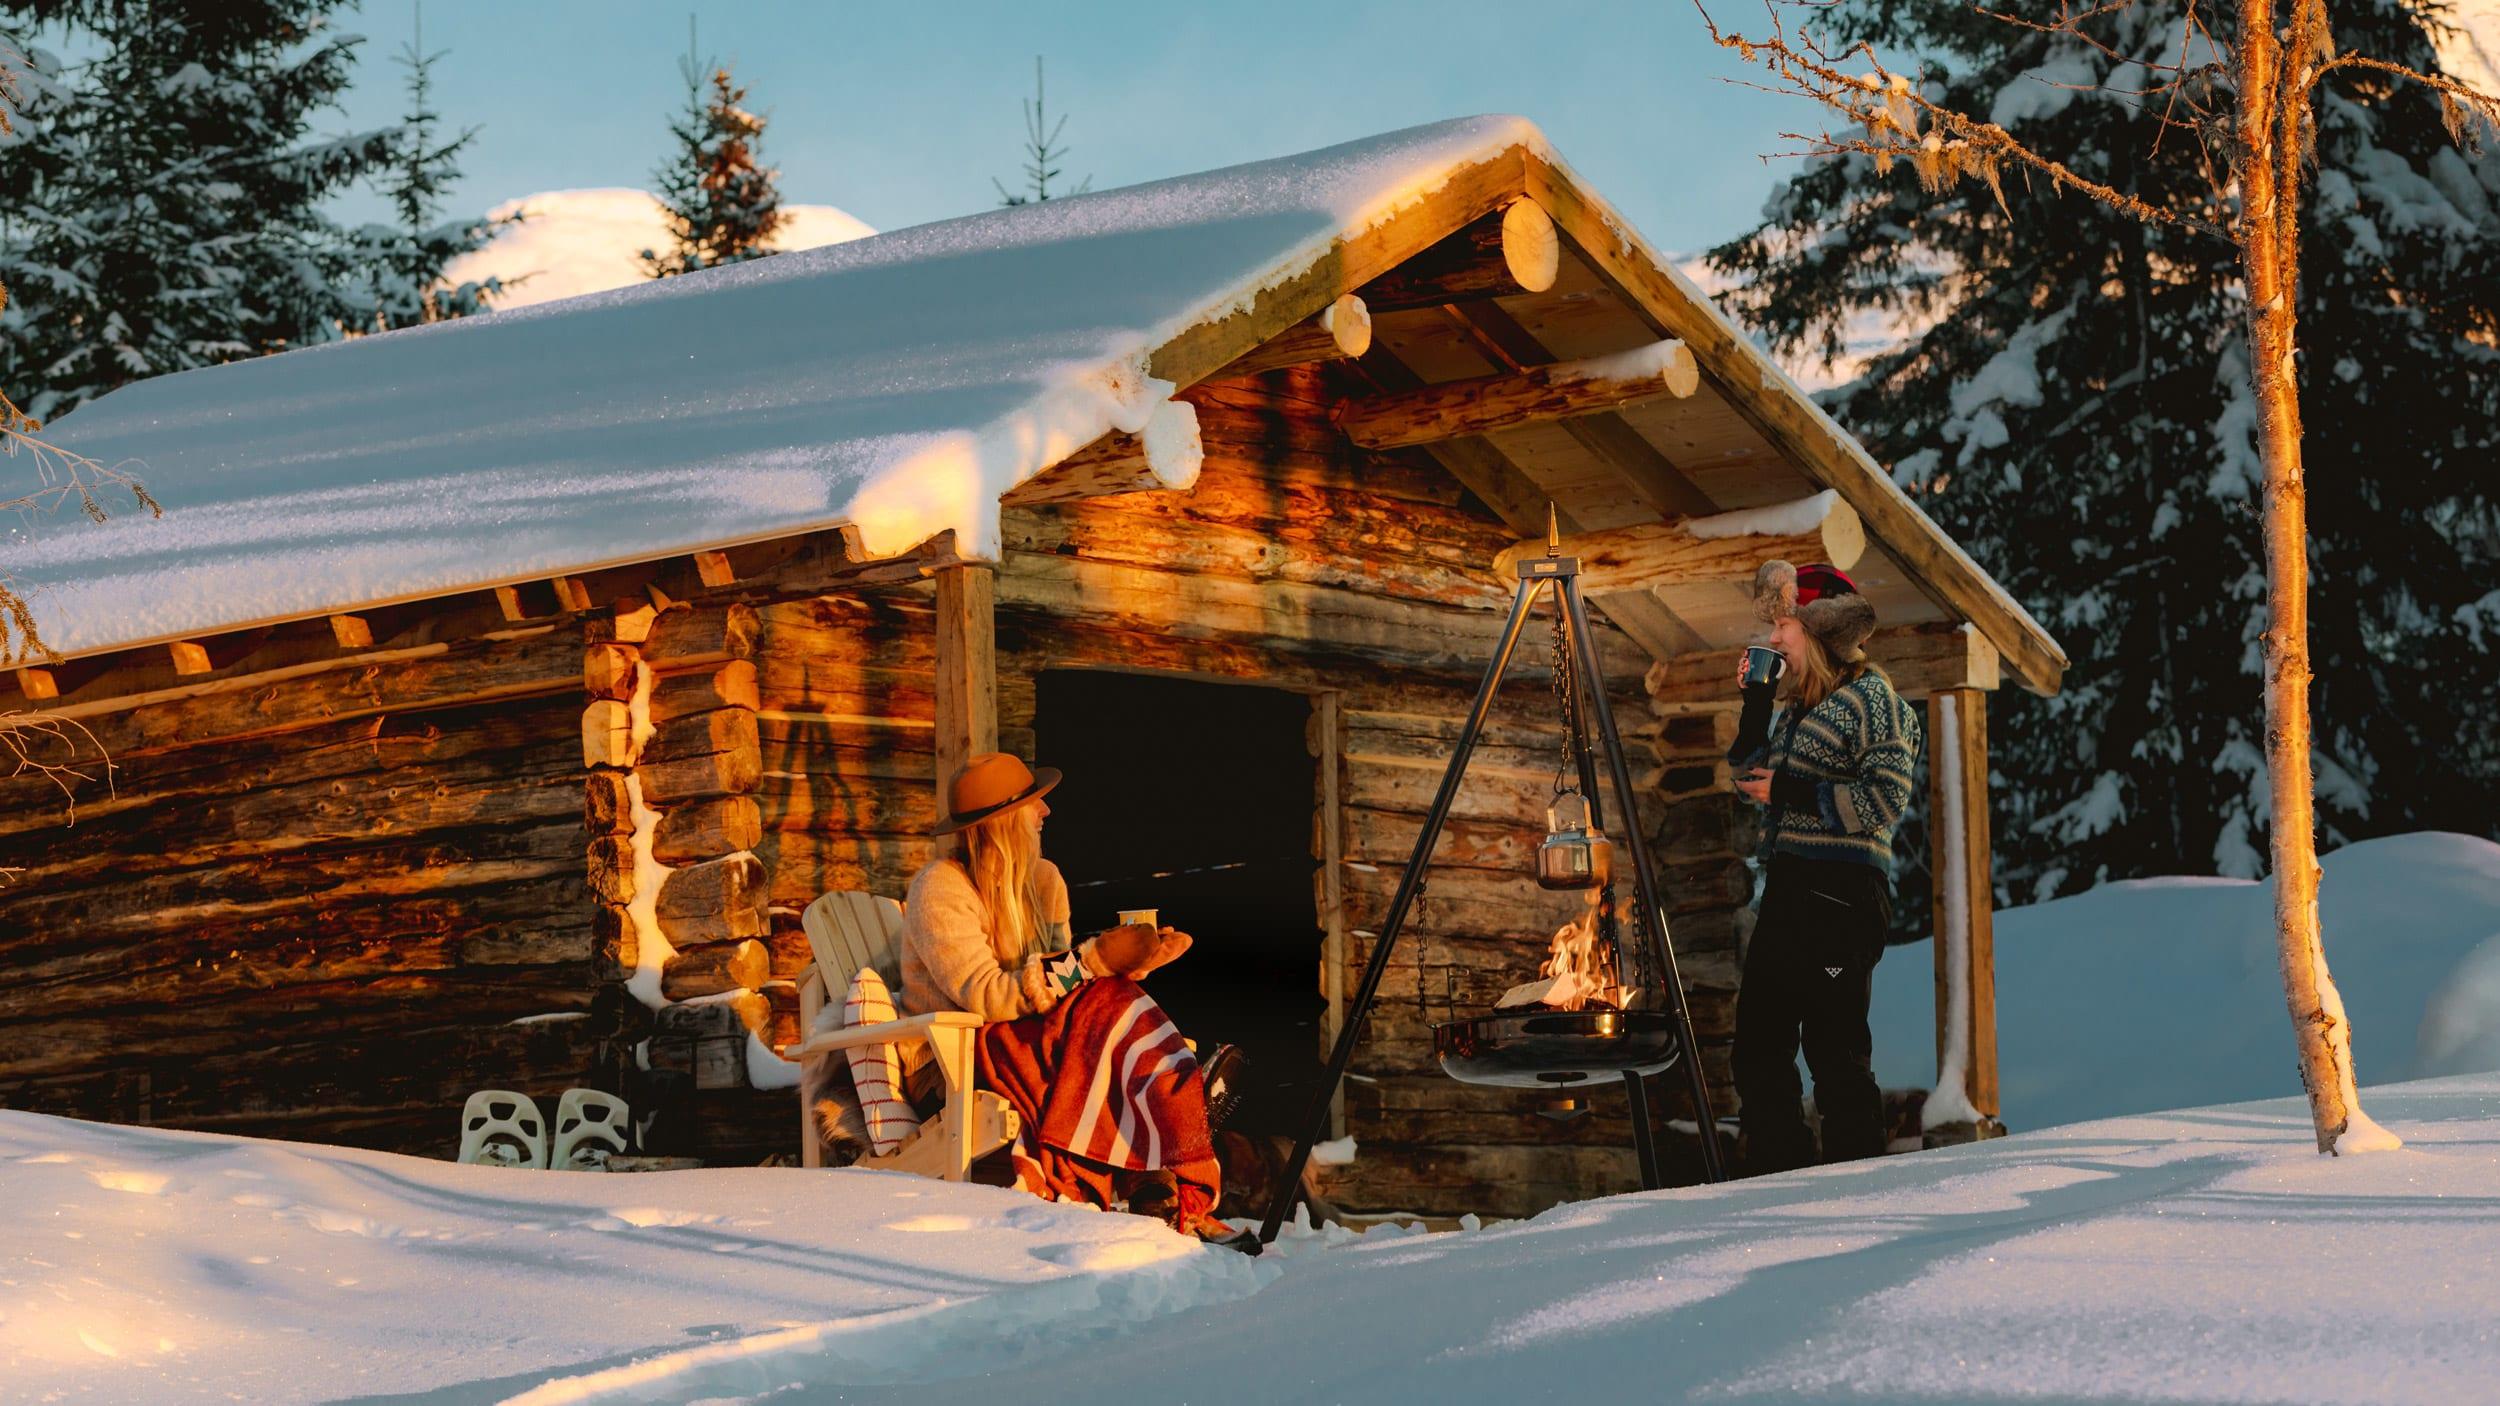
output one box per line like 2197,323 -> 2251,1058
1793,563 -> 1859,609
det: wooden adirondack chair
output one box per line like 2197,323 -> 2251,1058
782,889 -> 1020,1179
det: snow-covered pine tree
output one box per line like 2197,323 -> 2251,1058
993,56 -> 1091,207
1709,0 -> 2500,911
0,33 -> 154,817
640,44 -> 785,278
0,1 -> 401,420
348,4 -> 511,330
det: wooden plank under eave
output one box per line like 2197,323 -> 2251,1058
1521,153 -> 2067,696
1354,347 -> 1692,665
1442,300 -> 1718,519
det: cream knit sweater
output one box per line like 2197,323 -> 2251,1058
897,857 -> 1093,1022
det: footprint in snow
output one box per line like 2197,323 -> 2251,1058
885,1214 -> 979,1233
1028,1238 -> 1183,1272
601,1207 -> 717,1229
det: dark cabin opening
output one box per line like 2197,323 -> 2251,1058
1033,669 -> 1323,1136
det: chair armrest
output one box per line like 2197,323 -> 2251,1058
780,1010 -> 983,1061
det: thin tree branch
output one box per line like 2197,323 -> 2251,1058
1697,0 -> 2230,238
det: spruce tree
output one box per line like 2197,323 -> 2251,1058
640,45 -> 785,278
1709,0 -> 2500,904
348,4 -> 511,329
993,56 -> 1091,207
0,1 -> 401,420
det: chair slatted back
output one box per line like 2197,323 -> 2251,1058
802,890 -> 905,996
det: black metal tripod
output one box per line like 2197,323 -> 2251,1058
1257,538 -> 1727,1246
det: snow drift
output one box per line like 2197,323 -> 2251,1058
1874,831 -> 2500,1129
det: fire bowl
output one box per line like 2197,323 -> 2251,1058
1431,1008 -> 1683,1089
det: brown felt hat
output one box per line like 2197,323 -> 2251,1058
933,752 -> 1061,835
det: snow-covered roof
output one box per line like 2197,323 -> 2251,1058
13,114 -> 2066,691
15,117 -> 1547,660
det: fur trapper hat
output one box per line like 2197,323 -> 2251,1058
1752,560 -> 1877,663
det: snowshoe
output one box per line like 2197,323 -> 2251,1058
1200,1044 -> 1247,1133
1191,1213 -> 1261,1256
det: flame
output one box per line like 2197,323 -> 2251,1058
1535,890 -> 1622,1012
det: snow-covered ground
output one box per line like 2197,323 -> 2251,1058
8,1076 -> 2498,1403
1874,832 -> 2500,1130
0,1113 -> 1273,1403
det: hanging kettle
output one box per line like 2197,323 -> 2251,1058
1535,791 -> 1613,890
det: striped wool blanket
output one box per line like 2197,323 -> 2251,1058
975,976 -> 1219,1220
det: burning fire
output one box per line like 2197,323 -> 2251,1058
1497,890 -> 1623,1013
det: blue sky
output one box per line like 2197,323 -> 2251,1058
327,0 -> 1821,257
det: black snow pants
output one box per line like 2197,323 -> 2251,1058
1733,853 -> 1892,1174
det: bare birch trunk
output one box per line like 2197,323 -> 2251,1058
2236,0 -> 2396,1155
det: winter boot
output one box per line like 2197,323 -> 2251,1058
1121,1168 -> 1185,1230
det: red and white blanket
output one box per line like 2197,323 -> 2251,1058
975,976 -> 1219,1220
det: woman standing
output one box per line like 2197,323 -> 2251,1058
897,752 -> 1247,1246
1728,562 -> 1922,1174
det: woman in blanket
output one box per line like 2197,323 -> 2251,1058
1727,561 -> 1922,1175
897,751 -> 1248,1248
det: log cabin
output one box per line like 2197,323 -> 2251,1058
0,117 -> 2062,1218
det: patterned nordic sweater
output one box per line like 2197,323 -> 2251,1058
1737,665 -> 1923,876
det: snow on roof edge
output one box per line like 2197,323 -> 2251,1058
13,117 -> 1550,664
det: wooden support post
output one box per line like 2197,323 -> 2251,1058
1926,687 -> 2002,1143
933,563 -> 999,811
1313,691 -> 1349,1141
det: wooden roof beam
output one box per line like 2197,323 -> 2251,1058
1644,623 -> 2002,710
1336,338 -> 1698,450
1211,294 -> 1372,380
999,399 -> 1206,507
1357,199 -> 1559,313
1494,492 -> 1865,595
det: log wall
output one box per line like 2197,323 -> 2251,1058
993,366 -> 1750,1219
0,627 -> 601,1151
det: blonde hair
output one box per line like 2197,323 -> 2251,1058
1787,629 -> 1846,712
959,803 -> 1049,961
1789,633 -> 1889,713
